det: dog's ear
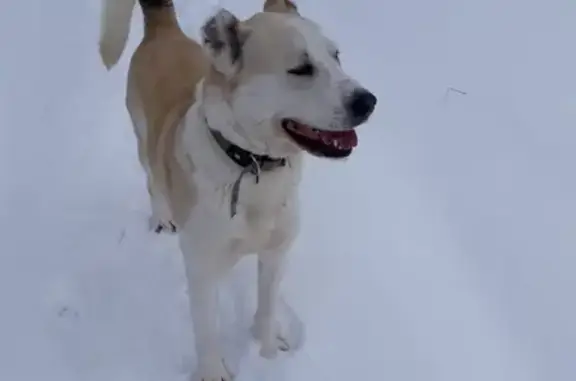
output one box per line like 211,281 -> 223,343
263,0 -> 299,14
201,9 -> 250,78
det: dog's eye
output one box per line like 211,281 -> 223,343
333,51 -> 340,63
287,62 -> 315,77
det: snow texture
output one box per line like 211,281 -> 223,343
1,0 -> 575,380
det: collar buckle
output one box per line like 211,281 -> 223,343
207,127 -> 288,218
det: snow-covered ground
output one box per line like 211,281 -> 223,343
1,0 -> 575,380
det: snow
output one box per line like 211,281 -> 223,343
1,0 -> 575,380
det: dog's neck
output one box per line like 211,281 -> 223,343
206,127 -> 288,218
187,80 -> 298,217
199,77 -> 295,159
207,128 -> 287,171
197,83 -> 287,167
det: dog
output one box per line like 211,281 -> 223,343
99,0 -> 376,379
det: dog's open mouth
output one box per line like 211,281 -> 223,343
281,119 -> 357,158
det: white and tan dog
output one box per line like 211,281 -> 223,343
99,0 -> 376,379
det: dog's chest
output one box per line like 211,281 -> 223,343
229,172 -> 296,254
236,167 -> 293,209
229,203 -> 292,255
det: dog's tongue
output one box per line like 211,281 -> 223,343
318,130 -> 358,148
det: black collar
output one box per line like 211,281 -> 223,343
209,128 -> 287,172
205,120 -> 289,218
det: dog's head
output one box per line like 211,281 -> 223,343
200,5 -> 377,159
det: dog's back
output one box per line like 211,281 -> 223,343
99,0 -> 208,226
126,3 -> 207,152
99,0 -> 207,160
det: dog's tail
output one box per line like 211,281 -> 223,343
99,0 -> 137,70
99,0 -> 178,70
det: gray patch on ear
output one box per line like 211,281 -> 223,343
202,9 -> 245,66
264,0 -> 299,14
226,22 -> 242,63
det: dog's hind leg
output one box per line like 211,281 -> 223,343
139,143 -> 178,234
146,176 -> 177,234
127,100 -> 177,234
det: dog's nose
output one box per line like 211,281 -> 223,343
346,88 -> 377,126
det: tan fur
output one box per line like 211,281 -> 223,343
126,7 -> 208,227
101,2 -> 377,376
125,2 -> 300,227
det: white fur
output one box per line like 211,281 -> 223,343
177,12 -> 371,381
98,0 -> 136,69
175,85 -> 303,380
103,5 -> 373,380
201,13 -> 366,164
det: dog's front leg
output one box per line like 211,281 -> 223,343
182,243 -> 232,381
252,204 -> 304,359
252,252 -> 287,359
189,276 -> 228,380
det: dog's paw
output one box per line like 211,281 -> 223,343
250,321 -> 287,359
192,359 -> 233,381
251,304 -> 305,359
154,221 -> 178,234
148,215 -> 178,234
